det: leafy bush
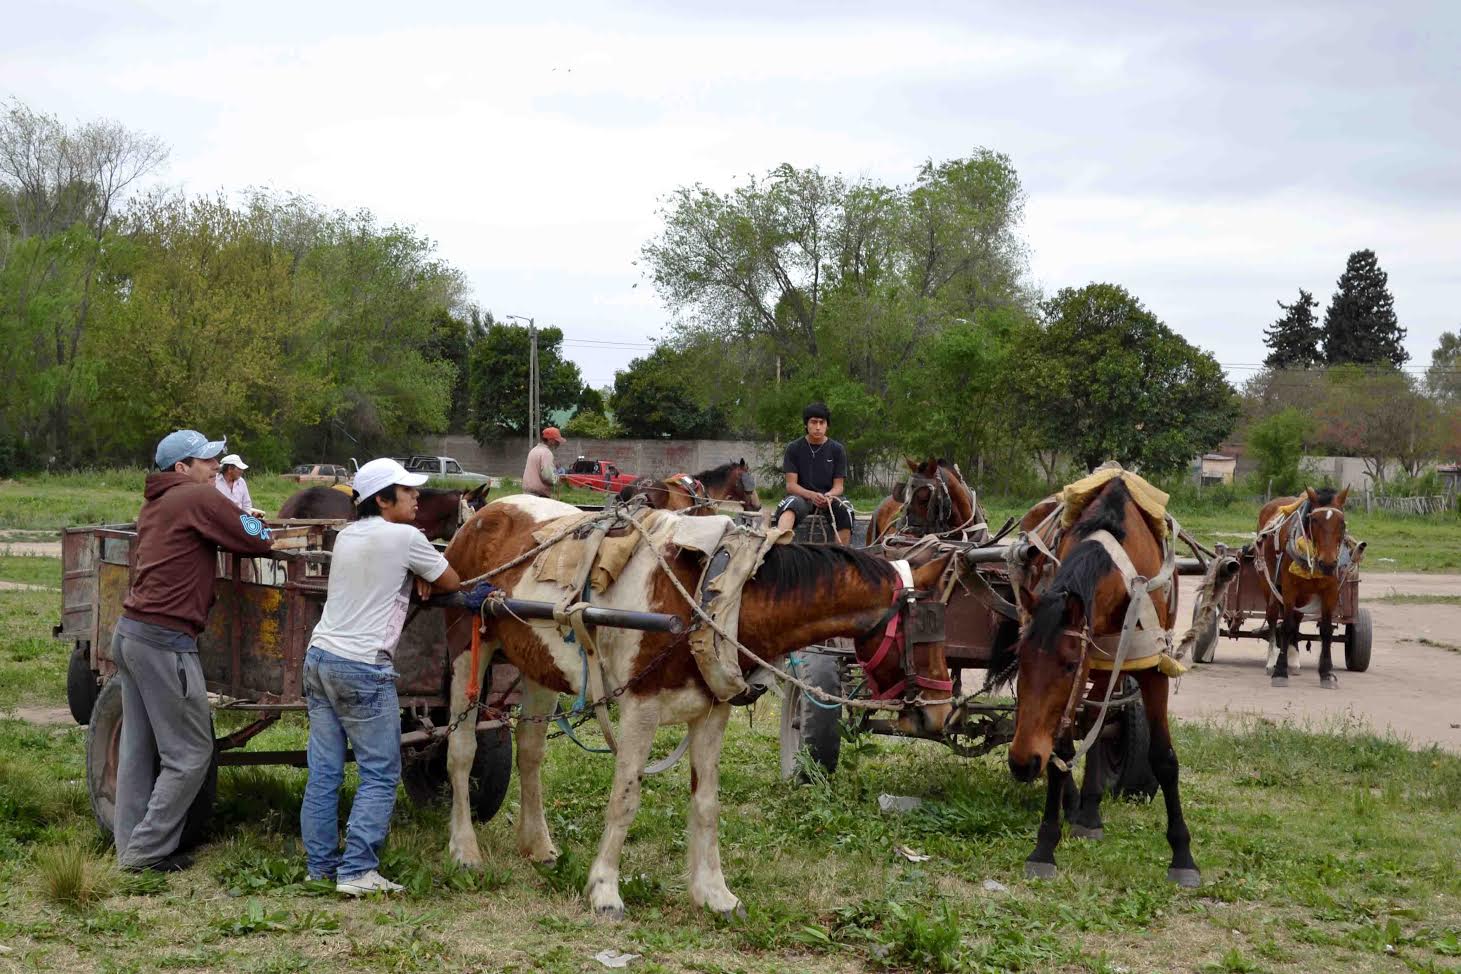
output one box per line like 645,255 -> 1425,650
1246,408 -> 1314,496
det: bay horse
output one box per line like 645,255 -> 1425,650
618,459 -> 762,515
1005,478 -> 1201,887
1255,487 -> 1351,689
277,483 -> 490,541
871,458 -> 984,544
442,495 -> 954,917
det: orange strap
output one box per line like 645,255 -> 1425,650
466,620 -> 482,704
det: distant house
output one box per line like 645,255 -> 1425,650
1197,453 -> 1237,486
1440,464 -> 1461,492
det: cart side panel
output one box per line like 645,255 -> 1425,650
395,606 -> 455,698
943,582 -> 1008,667
95,561 -> 130,677
198,581 -> 296,699
59,528 -> 99,644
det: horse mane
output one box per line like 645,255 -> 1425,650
1309,486 -> 1338,507
1026,478 -> 1136,653
753,543 -> 895,598
692,461 -> 741,489
418,486 -> 457,499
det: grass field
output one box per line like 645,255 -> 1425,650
4,469 -> 1460,572
3,551 -> 1461,972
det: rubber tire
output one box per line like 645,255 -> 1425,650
86,679 -> 218,851
779,651 -> 843,780
67,641 -> 101,725
1095,677 -> 1158,801
1191,607 -> 1219,665
402,725 -> 514,823
1345,608 -> 1373,673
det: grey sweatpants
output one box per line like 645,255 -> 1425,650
111,630 -> 213,868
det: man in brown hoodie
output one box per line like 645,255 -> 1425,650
112,429 -> 276,872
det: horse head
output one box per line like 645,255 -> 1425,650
1006,479 -> 1165,781
729,458 -> 761,512
1302,486 -> 1349,576
894,457 -> 954,534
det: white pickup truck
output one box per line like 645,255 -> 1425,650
401,456 -> 499,487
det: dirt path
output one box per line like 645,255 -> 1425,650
0,542 -> 61,557
1173,574 -> 1461,753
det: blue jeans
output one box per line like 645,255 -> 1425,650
300,646 -> 402,881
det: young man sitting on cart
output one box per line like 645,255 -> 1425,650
301,457 -> 472,896
773,401 -> 855,544
113,429 -> 278,874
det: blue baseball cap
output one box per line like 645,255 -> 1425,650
154,429 -> 227,470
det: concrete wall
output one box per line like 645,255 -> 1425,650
426,435 -> 784,480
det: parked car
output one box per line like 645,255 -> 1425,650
562,458 -> 638,494
281,463 -> 352,485
404,456 -> 499,487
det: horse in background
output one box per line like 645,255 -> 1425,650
1005,477 -> 1201,887
1255,486 -> 1351,689
871,457 -> 985,544
619,459 -> 762,515
277,483 -> 490,541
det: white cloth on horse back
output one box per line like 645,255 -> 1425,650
309,517 -> 449,665
523,443 -> 558,495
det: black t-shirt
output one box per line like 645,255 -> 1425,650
782,437 -> 847,493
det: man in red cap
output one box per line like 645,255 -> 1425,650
523,427 -> 564,497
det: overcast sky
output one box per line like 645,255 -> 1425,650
4,0 -> 1457,388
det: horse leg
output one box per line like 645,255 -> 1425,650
1270,605 -> 1293,687
585,695 -> 660,919
685,702 -> 741,916
1025,738 -> 1073,879
1318,615 -> 1339,689
447,648 -> 487,866
514,681 -> 560,865
1068,673 -> 1108,840
1136,671 -> 1199,887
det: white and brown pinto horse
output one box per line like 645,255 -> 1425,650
442,494 -> 954,918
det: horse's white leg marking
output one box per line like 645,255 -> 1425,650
515,680 -> 559,864
685,702 -> 739,915
586,695 -> 660,918
447,648 -> 486,866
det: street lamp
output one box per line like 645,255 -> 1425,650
505,314 -> 537,449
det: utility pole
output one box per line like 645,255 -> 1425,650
507,314 -> 538,450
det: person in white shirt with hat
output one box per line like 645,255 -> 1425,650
299,457 -> 466,896
214,453 -> 264,518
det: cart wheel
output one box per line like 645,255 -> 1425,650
779,651 -> 843,780
1344,608 -> 1373,672
403,725 -> 514,822
86,679 -> 218,850
67,641 -> 100,725
1191,608 -> 1219,665
1095,677 -> 1157,801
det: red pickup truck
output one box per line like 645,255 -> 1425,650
562,458 -> 638,494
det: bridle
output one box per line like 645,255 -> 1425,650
855,561 -> 952,706
898,470 -> 954,535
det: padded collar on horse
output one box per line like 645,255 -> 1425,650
857,560 -> 953,701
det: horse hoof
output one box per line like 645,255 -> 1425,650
1025,861 -> 1058,880
1167,867 -> 1201,888
714,901 -> 747,920
1270,676 -> 1288,688
1320,675 -> 1339,690
1069,825 -> 1104,841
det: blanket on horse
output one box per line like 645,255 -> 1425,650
1059,464 -> 1170,539
529,509 -> 790,700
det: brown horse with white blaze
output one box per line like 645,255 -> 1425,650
443,495 -> 953,917
1256,486 -> 1351,689
1006,478 -> 1200,887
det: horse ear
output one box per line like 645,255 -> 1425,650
738,458 -> 746,466
1305,487 -> 1319,506
1335,486 -> 1349,508
904,456 -> 918,472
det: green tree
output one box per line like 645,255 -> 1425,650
1262,289 -> 1322,369
1005,283 -> 1240,478
1426,330 -> 1461,403
611,345 -> 727,438
467,322 -> 583,440
562,410 -> 622,439
1246,407 -> 1314,495
1312,366 -> 1439,482
1322,249 -> 1407,366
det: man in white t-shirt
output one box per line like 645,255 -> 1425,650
301,457 -> 462,896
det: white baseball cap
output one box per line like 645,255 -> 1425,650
352,457 -> 428,505
219,453 -> 248,470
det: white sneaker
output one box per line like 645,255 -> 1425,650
336,870 -> 404,896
